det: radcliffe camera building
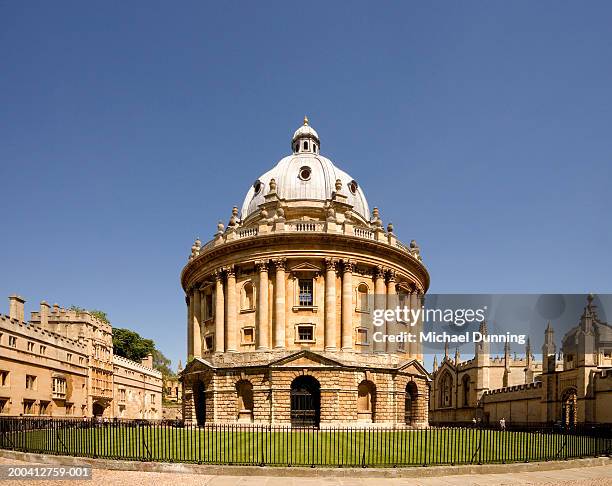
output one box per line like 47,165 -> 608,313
180,118 -> 431,427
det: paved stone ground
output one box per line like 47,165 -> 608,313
0,457 -> 611,486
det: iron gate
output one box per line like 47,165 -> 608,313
290,377 -> 320,427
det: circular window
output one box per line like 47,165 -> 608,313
348,180 -> 359,194
253,180 -> 263,194
298,166 -> 312,181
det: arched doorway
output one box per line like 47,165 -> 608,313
92,402 -> 105,417
236,380 -> 254,423
193,381 -> 206,426
562,388 -> 577,427
357,380 -> 376,422
405,381 -> 418,425
290,375 -> 320,427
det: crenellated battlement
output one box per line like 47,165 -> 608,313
0,313 -> 87,352
483,380 -> 543,396
113,354 -> 162,378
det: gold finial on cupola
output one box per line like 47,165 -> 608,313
303,115 -> 309,126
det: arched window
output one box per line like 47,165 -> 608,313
405,381 -> 418,425
357,283 -> 369,312
236,380 -> 254,423
462,375 -> 470,407
241,282 -> 255,311
357,380 -> 376,422
439,372 -> 453,408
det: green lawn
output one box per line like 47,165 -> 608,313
1,426 -> 609,467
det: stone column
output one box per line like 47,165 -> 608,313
386,272 -> 397,353
226,266 -> 237,352
373,266 -> 386,353
416,291 -> 424,361
256,261 -> 269,350
214,269 -> 225,353
409,290 -> 418,358
192,289 -> 202,358
341,260 -> 354,350
324,258 -> 337,351
274,259 -> 286,349
187,294 -> 194,358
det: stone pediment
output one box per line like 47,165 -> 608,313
270,350 -> 343,368
398,359 -> 431,379
289,262 -> 322,274
180,356 -> 214,376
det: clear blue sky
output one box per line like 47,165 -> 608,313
1,2 -> 611,371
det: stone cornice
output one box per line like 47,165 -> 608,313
181,232 -> 429,292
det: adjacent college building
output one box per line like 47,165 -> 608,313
0,295 -> 162,419
180,118 -> 430,427
430,295 -> 612,425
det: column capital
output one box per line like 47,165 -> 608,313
224,265 -> 236,277
324,257 -> 337,271
255,260 -> 269,273
213,268 -> 224,281
272,258 -> 286,271
342,259 -> 355,273
372,265 -> 385,279
386,270 -> 397,283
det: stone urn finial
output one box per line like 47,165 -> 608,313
387,222 -> 394,234
269,178 -> 277,193
335,178 -> 342,191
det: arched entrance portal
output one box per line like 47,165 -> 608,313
405,381 -> 418,425
290,376 -> 320,427
92,402 -> 105,417
193,381 -> 206,426
562,388 -> 577,427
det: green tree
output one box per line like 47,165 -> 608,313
153,348 -> 175,379
112,328 -> 154,362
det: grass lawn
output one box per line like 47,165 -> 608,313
1,426 -> 608,467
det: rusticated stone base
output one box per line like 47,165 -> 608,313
181,349 -> 429,427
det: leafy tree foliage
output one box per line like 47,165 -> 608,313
68,305 -> 110,324
112,328 -> 154,362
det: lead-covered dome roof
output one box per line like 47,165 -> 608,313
241,118 -> 370,221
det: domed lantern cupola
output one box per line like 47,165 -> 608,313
292,116 -> 320,154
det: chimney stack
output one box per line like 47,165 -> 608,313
40,301 -> 50,328
141,353 -> 154,369
8,295 -> 25,321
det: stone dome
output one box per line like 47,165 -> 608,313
241,118 -> 370,221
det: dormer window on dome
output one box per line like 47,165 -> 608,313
292,116 -> 320,154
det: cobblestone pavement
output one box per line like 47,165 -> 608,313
0,457 -> 611,486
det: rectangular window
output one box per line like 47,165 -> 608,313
356,328 -> 369,345
205,292 -> 214,320
8,336 -> 17,348
52,377 -> 67,398
298,279 -> 314,306
25,375 -> 36,390
67,353 -> 72,362
205,335 -> 214,350
23,400 -> 35,415
119,389 -> 126,402
296,324 -> 314,343
0,371 -> 8,387
242,328 -> 255,344
39,345 -> 46,355
0,399 -> 7,413
66,403 -> 74,415
39,401 -> 49,415
27,342 -> 34,352
151,394 -> 155,404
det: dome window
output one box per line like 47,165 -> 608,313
348,180 -> 359,194
303,141 -> 309,151
253,180 -> 263,194
298,166 -> 312,181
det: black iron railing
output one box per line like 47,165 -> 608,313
0,417 -> 609,467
